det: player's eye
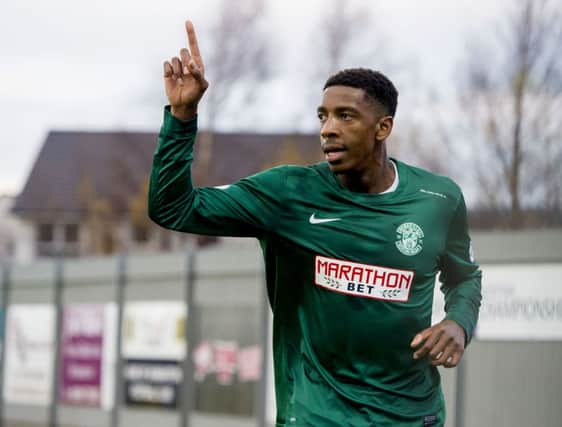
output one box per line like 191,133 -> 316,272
317,112 -> 326,123
340,112 -> 352,120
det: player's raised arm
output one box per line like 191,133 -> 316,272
163,20 -> 209,121
149,20 -> 284,237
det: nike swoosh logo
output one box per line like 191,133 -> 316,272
309,213 -> 341,224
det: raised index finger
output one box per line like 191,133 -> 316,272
185,20 -> 203,66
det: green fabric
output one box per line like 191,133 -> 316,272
149,106 -> 482,426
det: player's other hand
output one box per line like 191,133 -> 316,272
163,20 -> 208,121
410,320 -> 466,368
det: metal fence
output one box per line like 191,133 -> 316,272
0,230 -> 561,427
0,239 -> 268,427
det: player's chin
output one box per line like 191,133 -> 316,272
326,159 -> 347,174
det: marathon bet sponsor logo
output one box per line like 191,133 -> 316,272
395,222 -> 424,256
315,255 -> 414,302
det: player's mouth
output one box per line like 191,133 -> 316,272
323,146 -> 346,163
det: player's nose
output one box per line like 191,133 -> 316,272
320,116 -> 340,140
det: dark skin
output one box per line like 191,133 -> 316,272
317,86 -> 395,193
165,20 -> 466,369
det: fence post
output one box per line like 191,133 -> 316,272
255,266 -> 269,427
0,260 -> 11,427
48,255 -> 64,427
454,357 -> 467,427
111,253 -> 127,427
180,243 -> 196,427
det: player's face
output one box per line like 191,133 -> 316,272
317,86 -> 391,175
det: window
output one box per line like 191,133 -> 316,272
37,223 -> 54,242
65,224 -> 79,243
132,223 -> 149,243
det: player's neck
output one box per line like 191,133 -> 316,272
337,154 -> 395,194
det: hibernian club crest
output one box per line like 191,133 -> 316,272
395,222 -> 424,256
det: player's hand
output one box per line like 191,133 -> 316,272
410,320 -> 466,368
163,20 -> 209,121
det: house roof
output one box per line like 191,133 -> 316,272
13,129 -> 321,219
14,130 -> 562,231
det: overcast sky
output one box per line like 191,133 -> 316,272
0,0 -> 514,196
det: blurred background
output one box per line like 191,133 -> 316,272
0,0 -> 561,426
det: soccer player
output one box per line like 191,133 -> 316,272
149,20 -> 482,427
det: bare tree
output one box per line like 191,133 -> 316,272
290,0 -> 390,132
314,0 -> 383,78
202,0 -> 271,130
77,176 -> 116,255
193,0 -> 272,184
458,0 -> 562,227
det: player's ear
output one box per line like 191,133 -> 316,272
375,116 -> 393,142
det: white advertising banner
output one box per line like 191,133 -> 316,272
122,301 -> 186,360
122,301 -> 186,408
101,303 -> 117,410
432,263 -> 562,341
3,304 -> 55,405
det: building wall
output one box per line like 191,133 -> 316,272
0,196 -> 34,264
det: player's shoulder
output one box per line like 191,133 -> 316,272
247,163 -> 327,191
264,162 -> 329,179
282,162 -> 326,174
274,163 -> 329,191
396,159 -> 463,202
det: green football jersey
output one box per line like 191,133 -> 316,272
149,108 -> 482,427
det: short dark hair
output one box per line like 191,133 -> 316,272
323,68 -> 398,117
